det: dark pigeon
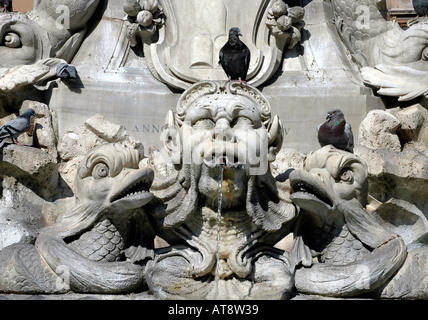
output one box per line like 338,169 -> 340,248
0,108 -> 36,148
317,108 -> 354,153
413,0 -> 428,16
56,63 -> 77,80
219,27 -> 251,83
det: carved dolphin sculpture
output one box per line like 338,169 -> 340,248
289,146 -> 408,297
0,0 -> 100,69
0,143 -> 155,294
331,0 -> 428,100
289,145 -> 427,298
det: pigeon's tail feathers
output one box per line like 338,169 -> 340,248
0,124 -> 21,140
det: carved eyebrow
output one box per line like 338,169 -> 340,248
331,157 -> 360,179
230,105 -> 245,119
201,104 -> 247,121
187,106 -> 214,124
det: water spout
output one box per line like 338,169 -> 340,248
214,164 -> 225,295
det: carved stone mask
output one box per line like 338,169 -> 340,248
160,81 -> 284,207
163,81 -> 283,174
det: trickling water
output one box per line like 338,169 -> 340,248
214,164 -> 225,294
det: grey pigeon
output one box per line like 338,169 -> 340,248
317,108 -> 354,153
0,108 -> 36,148
219,27 -> 251,83
413,0 -> 428,16
56,63 -> 77,80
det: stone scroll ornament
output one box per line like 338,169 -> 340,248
124,0 -> 305,90
330,0 -> 428,101
289,146 -> 428,298
0,0 -> 100,93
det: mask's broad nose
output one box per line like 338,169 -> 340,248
213,118 -> 233,141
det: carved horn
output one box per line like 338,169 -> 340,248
267,115 -> 284,161
163,110 -> 181,164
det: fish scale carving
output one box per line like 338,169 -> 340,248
69,219 -> 125,262
320,225 -> 368,265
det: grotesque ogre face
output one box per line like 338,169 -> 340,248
183,95 -> 265,165
162,81 -> 283,209
184,94 -> 268,206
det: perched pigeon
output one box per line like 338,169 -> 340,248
0,108 -> 36,148
317,108 -> 354,153
56,63 -> 77,80
413,0 -> 428,16
219,27 -> 251,83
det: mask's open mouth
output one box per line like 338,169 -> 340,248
202,152 -> 242,168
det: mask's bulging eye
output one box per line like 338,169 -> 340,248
92,163 -> 109,179
194,118 -> 215,128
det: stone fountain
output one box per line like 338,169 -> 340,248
0,0 -> 427,300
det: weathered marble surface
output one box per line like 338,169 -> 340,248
47,0 -> 384,154
0,0 -> 427,300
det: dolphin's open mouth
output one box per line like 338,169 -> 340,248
289,171 -> 334,214
291,180 -> 333,208
110,169 -> 154,209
